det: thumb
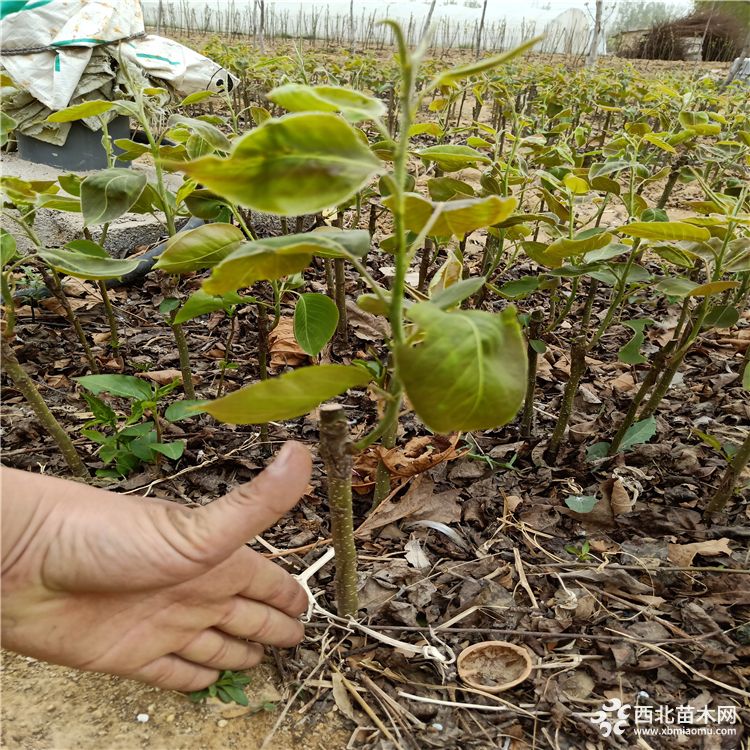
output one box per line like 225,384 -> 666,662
195,441 -> 312,555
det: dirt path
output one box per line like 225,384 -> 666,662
1,651 -> 348,750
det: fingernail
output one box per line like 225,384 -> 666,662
267,441 -> 296,475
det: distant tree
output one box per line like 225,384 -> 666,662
693,1 -> 750,28
586,0 -> 604,65
608,1 -> 681,36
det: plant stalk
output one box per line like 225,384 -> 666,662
257,300 -> 270,446
521,309 -> 543,438
97,281 -> 119,350
1,336 -> 88,477
41,268 -> 99,373
169,318 -> 196,399
333,258 -> 348,345
319,403 -> 359,617
705,429 -> 750,516
546,335 -> 588,463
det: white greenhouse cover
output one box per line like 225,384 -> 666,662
0,0 -> 235,111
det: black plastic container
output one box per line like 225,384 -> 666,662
17,115 -> 130,171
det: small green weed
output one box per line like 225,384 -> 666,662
565,539 -> 592,562
189,670 -> 251,706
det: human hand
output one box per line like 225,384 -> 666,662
1,441 -> 312,691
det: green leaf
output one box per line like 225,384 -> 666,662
46,100 -> 113,123
678,111 -> 721,136
82,392 -> 117,425
542,232 -> 613,267
618,318 -> 653,365
165,400 -> 210,421
583,243 -> 629,263
203,365 -> 372,424
250,106 -> 271,126
495,276 -> 541,299
586,441 -> 610,460
154,223 -> 244,274
167,115 -> 232,152
293,293 -> 339,356
184,189 -> 228,220
58,173 -> 82,197
643,132 -> 676,153
0,111 -> 17,147
178,112 -> 383,216
618,222 -> 711,242
434,36 -> 543,86
619,416 -> 657,453
159,297 -> 180,315
268,84 -> 386,122
427,177 -> 475,202
221,684 -> 249,706
743,362 -> 750,391
173,290 -> 255,325
0,229 -> 17,268
112,138 -> 150,161
655,277 -> 698,297
588,160 -> 630,180
414,144 -> 491,172
395,304 -> 527,432
203,233 -> 354,295
39,242 -> 141,280
530,339 -> 546,354
151,441 -> 186,460
430,277 -> 485,309
179,90 -> 216,106
75,375 -> 153,401
702,304 -> 739,330
80,169 -> 147,226
565,495 -> 598,513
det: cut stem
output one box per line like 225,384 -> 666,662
319,403 -> 358,617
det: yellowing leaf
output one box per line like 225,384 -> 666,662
155,223 -> 244,274
203,365 -> 371,424
396,304 -> 527,432
685,280 -> 740,297
179,112 -> 383,216
618,222 -> 711,243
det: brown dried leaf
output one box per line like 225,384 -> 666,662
601,477 -> 633,516
667,538 -> 732,567
355,475 -> 461,538
610,372 -> 636,393
268,317 -> 308,369
379,433 -> 462,478
331,673 -> 359,723
136,369 -> 190,385
345,299 -> 388,342
45,374 -> 71,388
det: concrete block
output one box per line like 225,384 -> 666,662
0,150 -> 181,257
